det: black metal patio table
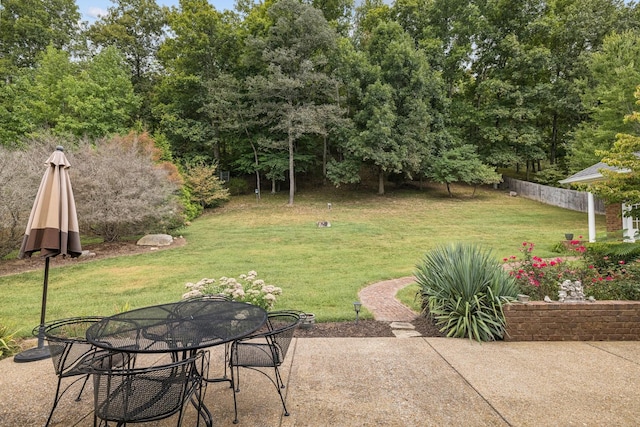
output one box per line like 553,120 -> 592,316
85,299 -> 267,426
86,299 -> 267,355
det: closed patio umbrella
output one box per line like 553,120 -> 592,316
14,146 -> 82,363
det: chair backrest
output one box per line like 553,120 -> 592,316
43,317 -> 104,376
264,311 -> 301,365
92,351 -> 208,424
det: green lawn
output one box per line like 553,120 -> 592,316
0,183 -> 602,337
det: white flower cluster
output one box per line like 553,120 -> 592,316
182,278 -> 216,299
182,271 -> 282,310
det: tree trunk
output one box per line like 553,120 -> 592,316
378,169 -> 385,195
243,124 -> 261,199
550,113 -> 558,164
250,141 -> 261,199
288,131 -> 295,206
446,182 -> 453,197
212,126 -> 221,163
323,135 -> 327,185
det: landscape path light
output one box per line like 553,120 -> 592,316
353,301 -> 362,324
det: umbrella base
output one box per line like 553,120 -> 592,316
13,345 -> 51,363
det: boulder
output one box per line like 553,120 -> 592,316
137,234 -> 173,246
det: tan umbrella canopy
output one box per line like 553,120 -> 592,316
14,146 -> 82,363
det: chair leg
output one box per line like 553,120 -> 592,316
234,363 -> 241,392
274,365 -> 285,389
75,374 -> 91,401
47,373 -> 97,426
45,377 -> 64,427
272,366 -> 290,416
230,362 -> 240,424
231,365 -> 291,421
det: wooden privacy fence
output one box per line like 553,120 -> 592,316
500,177 -> 605,214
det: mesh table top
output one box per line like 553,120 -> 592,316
86,300 -> 267,353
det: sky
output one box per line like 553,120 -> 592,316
76,0 -> 235,22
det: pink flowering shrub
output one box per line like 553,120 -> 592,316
580,244 -> 640,300
505,241 -> 640,301
503,242 -> 588,300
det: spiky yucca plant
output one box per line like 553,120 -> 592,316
415,243 -> 519,342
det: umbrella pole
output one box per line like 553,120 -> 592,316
13,258 -> 51,363
37,257 -> 50,347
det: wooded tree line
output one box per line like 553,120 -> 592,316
2,0 -> 640,204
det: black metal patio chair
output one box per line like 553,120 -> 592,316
229,310 -> 301,424
92,350 -> 210,427
42,316 -> 135,427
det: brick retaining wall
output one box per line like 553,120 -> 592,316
503,301 -> 640,341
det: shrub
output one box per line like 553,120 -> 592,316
584,277 -> 640,300
532,164 -> 567,187
182,271 -> 282,310
179,186 -> 203,222
505,241 -> 640,301
0,323 -> 20,360
0,139 -> 68,257
183,162 -> 230,208
70,133 -> 184,242
226,177 -> 250,196
581,242 -> 640,300
582,242 -> 640,271
0,133 -> 186,246
503,241 -> 588,300
414,243 -> 519,342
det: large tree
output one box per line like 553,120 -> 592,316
61,46 -> 141,138
87,0 -> 167,84
246,0 -> 342,205
461,0 -> 550,176
587,88 -> 640,220
7,45 -> 140,140
538,0 -> 623,167
0,0 -> 82,145
154,0 -> 241,163
570,30 -> 640,172
309,0 -> 354,36
428,143 -> 501,197
395,0 -> 625,179
335,21 -> 447,194
86,0 -> 167,126
0,0 -> 80,78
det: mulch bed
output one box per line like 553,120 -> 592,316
294,316 -> 445,338
0,239 -> 186,277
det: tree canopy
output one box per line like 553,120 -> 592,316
1,0 -> 640,202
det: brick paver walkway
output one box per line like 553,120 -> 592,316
358,276 -> 418,322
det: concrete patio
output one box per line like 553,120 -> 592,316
2,337 -> 640,426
